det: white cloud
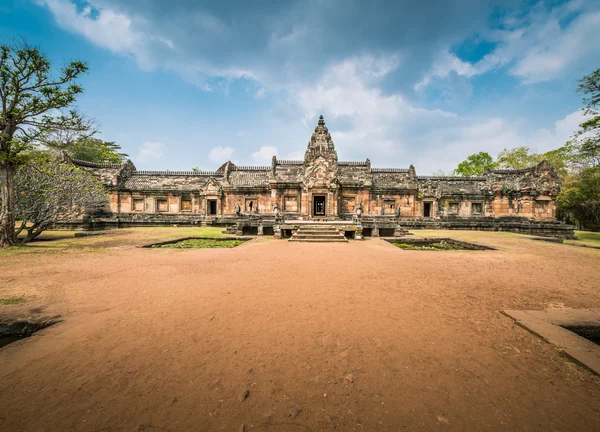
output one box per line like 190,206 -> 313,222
285,54 -> 585,173
209,146 -> 235,163
136,141 -> 165,161
285,151 -> 304,161
37,0 -> 152,67
510,11 -> 600,83
417,1 -> 600,89
252,146 -> 277,163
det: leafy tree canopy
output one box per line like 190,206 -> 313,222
0,40 -> 90,247
68,137 -> 127,164
453,152 -> 497,176
15,158 -> 107,243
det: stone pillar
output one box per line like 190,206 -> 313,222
394,224 -> 403,237
257,223 -> 264,236
372,226 -> 379,237
355,224 -> 363,240
273,225 -> 282,239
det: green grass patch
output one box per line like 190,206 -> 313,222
565,231 -> 600,248
393,241 -> 467,251
0,296 -> 28,305
152,239 -> 245,249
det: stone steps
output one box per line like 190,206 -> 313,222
289,224 -> 348,243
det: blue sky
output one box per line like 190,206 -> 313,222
1,0 -> 599,173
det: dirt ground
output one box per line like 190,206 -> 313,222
1,229 -> 599,431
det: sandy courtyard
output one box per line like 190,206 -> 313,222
1,230 -> 599,431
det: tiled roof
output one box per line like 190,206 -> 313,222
122,173 -> 216,191
229,170 -> 270,187
372,172 -> 412,188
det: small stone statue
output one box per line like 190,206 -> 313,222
396,205 -> 401,218
272,202 -> 280,216
355,201 -> 363,217
234,202 -> 241,216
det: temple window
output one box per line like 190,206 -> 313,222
133,199 -> 144,212
181,199 -> 192,212
471,202 -> 483,215
448,202 -> 459,215
156,199 -> 168,212
384,199 -> 395,214
245,198 -> 257,212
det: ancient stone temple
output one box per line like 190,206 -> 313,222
69,115 -> 573,238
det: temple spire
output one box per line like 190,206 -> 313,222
304,114 -> 338,163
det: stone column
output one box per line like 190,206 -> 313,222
372,226 -> 380,237
394,224 -> 403,237
257,223 -> 264,236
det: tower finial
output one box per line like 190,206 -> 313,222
318,115 -> 325,126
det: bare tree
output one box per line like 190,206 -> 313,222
15,160 -> 107,243
0,40 -> 89,247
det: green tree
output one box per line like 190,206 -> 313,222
453,151 -> 497,176
496,146 -> 538,169
68,137 -> 127,164
0,40 -> 89,247
15,159 -> 107,243
558,67 -> 600,230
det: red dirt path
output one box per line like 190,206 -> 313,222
1,231 -> 600,431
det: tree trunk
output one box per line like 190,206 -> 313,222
0,162 -> 17,248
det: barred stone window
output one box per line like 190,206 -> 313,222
181,199 -> 192,212
448,202 -> 459,215
156,199 -> 168,212
133,199 -> 144,212
384,199 -> 395,214
284,196 -> 298,212
471,202 -> 483,215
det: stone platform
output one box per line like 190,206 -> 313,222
288,224 -> 348,242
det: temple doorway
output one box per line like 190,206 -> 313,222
423,202 -> 432,217
313,196 -> 326,216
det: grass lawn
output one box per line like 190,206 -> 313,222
2,226 -> 232,257
152,239 -> 246,249
566,230 -> 600,248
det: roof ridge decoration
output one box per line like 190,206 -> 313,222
277,160 -> 304,165
372,168 -> 410,173
135,170 -> 218,176
232,166 -> 270,171
417,175 -> 486,180
339,161 -> 367,166
70,158 -> 126,169
304,115 -> 338,163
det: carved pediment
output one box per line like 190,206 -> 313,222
202,177 -> 222,196
305,156 -> 337,188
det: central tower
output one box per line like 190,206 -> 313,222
302,115 -> 339,218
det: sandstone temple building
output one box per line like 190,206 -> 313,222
68,116 -> 573,238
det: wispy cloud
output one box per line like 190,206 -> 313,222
252,146 -> 277,164
209,146 -> 235,163
136,141 -> 165,161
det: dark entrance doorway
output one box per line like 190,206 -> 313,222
313,196 -> 326,216
208,200 -> 217,215
423,202 -> 431,217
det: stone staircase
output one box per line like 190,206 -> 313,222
289,224 -> 348,243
